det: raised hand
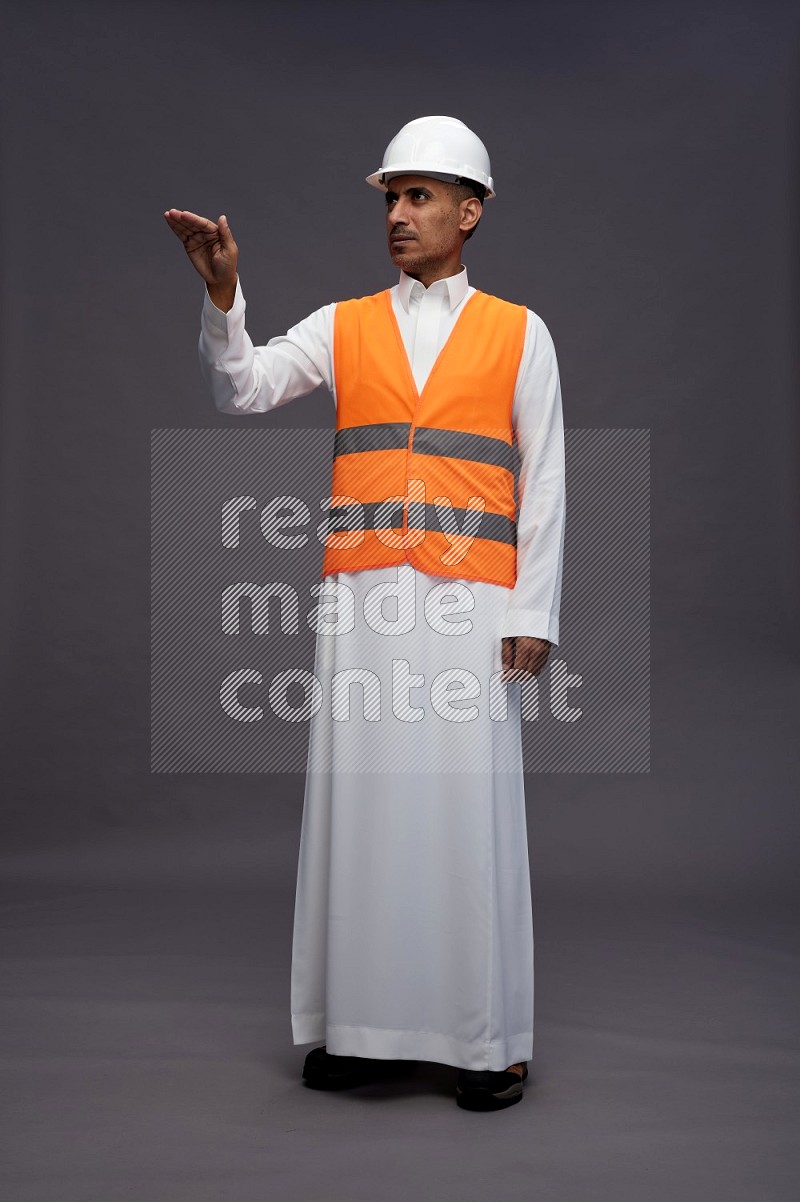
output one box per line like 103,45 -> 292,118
163,209 -> 239,310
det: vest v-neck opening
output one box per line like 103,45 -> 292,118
382,287 -> 481,403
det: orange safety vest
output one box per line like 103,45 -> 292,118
321,287 -> 527,589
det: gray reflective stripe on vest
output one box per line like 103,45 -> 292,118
411,426 -> 514,474
333,423 -> 411,455
333,423 -> 513,474
325,501 -> 517,547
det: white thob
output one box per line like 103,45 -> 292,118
199,264 -> 566,1070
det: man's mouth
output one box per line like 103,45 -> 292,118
390,234 -> 415,245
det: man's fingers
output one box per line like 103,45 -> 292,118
163,208 -> 220,243
500,636 -> 551,681
216,214 -> 237,249
500,637 -> 529,684
164,208 -> 216,231
517,648 -> 548,678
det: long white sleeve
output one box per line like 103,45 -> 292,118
198,276 -> 335,415
501,311 -> 566,645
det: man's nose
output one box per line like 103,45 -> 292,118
388,199 -> 411,227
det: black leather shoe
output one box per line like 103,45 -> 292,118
455,1062 -> 529,1110
302,1044 -> 381,1090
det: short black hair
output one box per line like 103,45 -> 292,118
455,178 -> 487,204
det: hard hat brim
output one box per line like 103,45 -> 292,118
365,166 -> 496,200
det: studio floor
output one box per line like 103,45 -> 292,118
1,815 -> 797,1202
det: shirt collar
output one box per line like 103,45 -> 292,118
397,265 -> 469,314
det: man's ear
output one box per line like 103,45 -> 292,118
460,197 -> 482,235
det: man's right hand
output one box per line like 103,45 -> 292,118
163,209 -> 239,312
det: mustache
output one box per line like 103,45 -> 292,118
390,229 -> 416,241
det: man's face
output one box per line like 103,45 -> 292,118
384,174 -> 474,276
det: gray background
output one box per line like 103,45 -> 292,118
1,1 -> 798,1199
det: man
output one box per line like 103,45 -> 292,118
164,115 -> 566,1111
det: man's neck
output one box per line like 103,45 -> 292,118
403,262 -> 465,289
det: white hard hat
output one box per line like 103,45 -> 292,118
366,115 -> 496,199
